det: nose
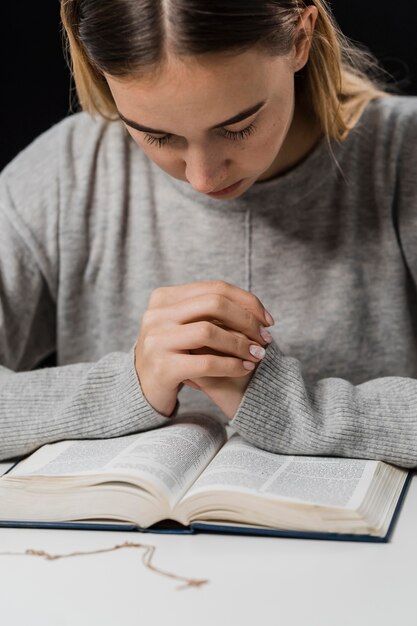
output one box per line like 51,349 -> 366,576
184,147 -> 229,194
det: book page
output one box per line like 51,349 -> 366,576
184,434 -> 376,509
104,413 -> 226,504
9,414 -> 227,506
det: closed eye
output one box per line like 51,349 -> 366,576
222,123 -> 257,141
143,123 -> 257,148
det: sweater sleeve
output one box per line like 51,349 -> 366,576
0,201 -> 173,461
231,340 -> 417,468
232,99 -> 417,470
0,122 -> 173,462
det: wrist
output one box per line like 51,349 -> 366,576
221,385 -> 248,420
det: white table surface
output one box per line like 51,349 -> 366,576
0,472 -> 416,626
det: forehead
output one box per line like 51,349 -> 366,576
106,49 -> 288,121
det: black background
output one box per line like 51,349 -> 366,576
1,1 -> 416,171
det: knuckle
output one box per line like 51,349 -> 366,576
206,293 -> 224,311
196,354 -> 214,375
208,279 -> 229,293
196,321 -> 213,341
148,286 -> 167,308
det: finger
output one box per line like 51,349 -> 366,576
182,379 -> 201,390
162,322 -> 266,362
211,325 -> 248,339
170,353 -> 256,381
144,294 -> 271,346
147,280 -> 273,327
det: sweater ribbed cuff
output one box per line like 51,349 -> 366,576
230,340 -> 417,467
230,340 -> 287,450
58,347 -> 173,440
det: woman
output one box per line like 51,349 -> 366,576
0,0 -> 416,467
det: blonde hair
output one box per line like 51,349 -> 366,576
61,0 -> 387,141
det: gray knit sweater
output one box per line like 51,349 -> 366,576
1,95 -> 417,467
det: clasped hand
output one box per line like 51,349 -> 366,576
134,280 -> 274,420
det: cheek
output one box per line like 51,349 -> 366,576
265,120 -> 289,152
241,122 -> 288,170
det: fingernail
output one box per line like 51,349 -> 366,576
260,326 -> 273,344
264,309 -> 275,326
249,345 -> 266,359
243,361 -> 256,370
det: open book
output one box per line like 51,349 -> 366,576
0,414 -> 409,541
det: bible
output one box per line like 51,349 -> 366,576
0,414 -> 409,542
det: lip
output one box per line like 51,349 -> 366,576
207,179 -> 244,197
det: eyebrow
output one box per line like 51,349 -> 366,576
118,100 -> 266,135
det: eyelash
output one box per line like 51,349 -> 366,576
143,123 -> 257,148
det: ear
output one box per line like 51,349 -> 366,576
292,6 -> 319,73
